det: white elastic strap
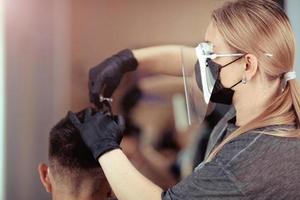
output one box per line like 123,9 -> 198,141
281,71 -> 296,92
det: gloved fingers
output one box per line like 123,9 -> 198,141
89,91 -> 98,107
102,72 -> 121,98
84,108 -> 93,121
90,92 -> 103,109
91,76 -> 104,95
88,77 -> 98,103
99,100 -> 112,116
102,84 -> 114,98
114,115 -> 126,132
94,111 -> 108,123
68,111 -> 82,129
89,76 -> 104,106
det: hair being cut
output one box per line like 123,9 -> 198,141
48,108 -> 102,176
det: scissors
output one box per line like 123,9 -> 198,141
98,95 -> 113,116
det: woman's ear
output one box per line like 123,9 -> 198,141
244,54 -> 258,81
38,163 -> 52,193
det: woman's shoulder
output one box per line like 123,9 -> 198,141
215,124 -> 300,168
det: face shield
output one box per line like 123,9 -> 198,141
181,42 -> 244,125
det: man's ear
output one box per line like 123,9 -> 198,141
244,54 -> 258,81
38,162 -> 52,193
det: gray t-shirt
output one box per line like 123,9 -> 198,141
162,107 -> 300,200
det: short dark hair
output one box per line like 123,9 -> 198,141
48,108 -> 100,172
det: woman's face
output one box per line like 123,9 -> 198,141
204,21 -> 245,89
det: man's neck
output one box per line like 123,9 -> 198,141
52,182 -> 109,200
52,191 -> 106,200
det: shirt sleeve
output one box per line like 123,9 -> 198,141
161,160 -> 244,200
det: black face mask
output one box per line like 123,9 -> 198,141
195,56 -> 244,105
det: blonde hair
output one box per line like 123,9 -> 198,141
206,0 -> 300,162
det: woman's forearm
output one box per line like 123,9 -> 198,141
132,45 -> 188,76
99,149 -> 163,200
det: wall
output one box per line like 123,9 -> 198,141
5,0 -> 71,199
286,0 -> 300,79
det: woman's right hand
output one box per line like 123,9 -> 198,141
88,49 -> 138,107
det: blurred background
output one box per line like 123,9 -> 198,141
0,0 -> 299,199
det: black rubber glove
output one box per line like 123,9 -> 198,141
68,108 -> 126,160
89,49 -> 138,107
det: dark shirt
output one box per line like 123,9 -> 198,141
162,107 -> 300,199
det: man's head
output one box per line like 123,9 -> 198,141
38,108 -> 112,199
